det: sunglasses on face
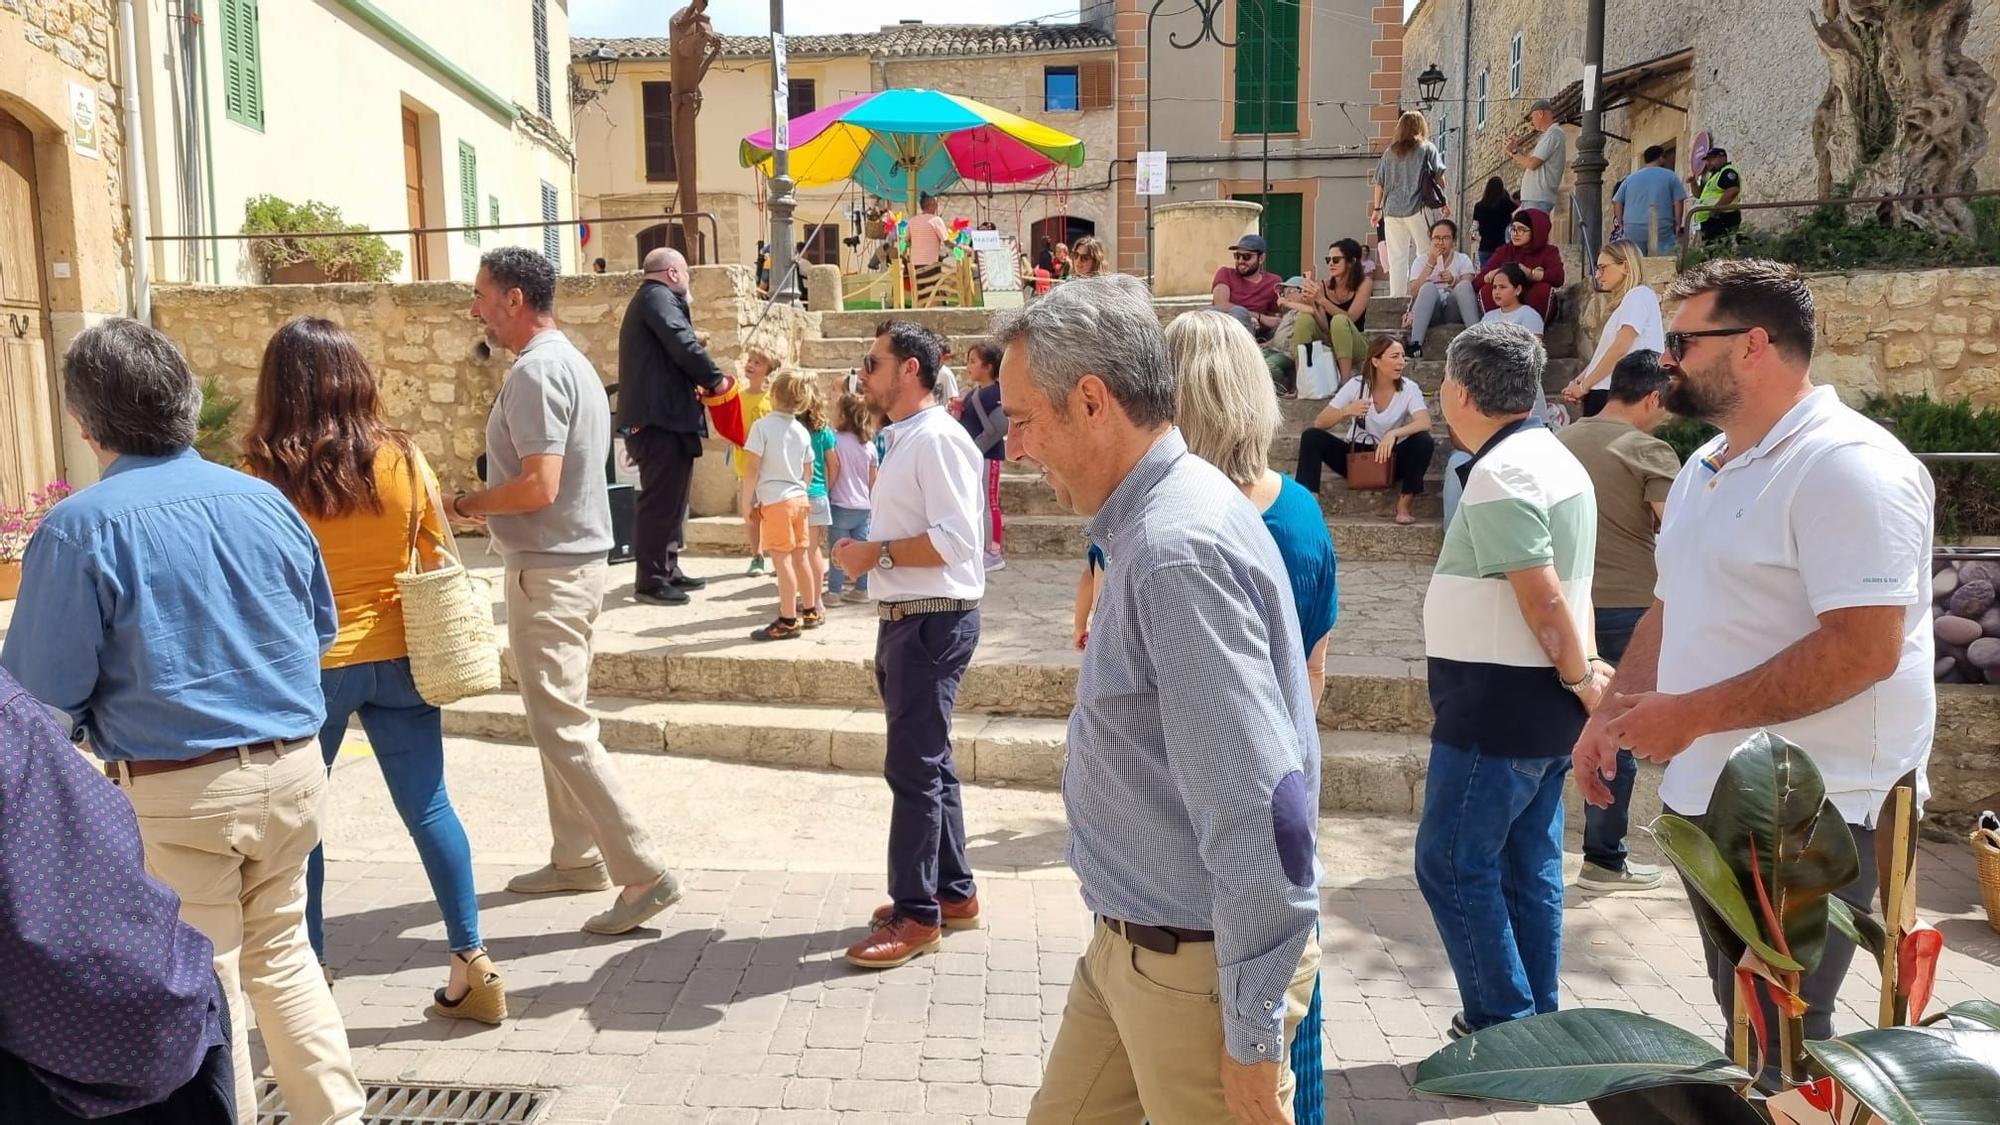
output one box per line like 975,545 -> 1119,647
1326,255 -> 1345,263
1232,252 -> 1257,261
1664,326 -> 1754,360
862,352 -> 885,374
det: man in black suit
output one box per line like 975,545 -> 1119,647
617,247 -> 729,605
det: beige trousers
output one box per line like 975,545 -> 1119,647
1029,922 -> 1320,1125
505,563 -> 664,886
116,742 -> 364,1125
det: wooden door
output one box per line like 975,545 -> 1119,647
402,108 -> 431,280
0,110 -> 60,510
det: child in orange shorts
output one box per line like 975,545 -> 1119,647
741,368 -> 817,641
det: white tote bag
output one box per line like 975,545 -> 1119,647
1296,340 -> 1341,399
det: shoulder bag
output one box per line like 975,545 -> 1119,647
393,446 -> 502,705
1343,390 -> 1394,490
1418,145 -> 1449,211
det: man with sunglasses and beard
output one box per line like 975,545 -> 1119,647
1572,259 -> 1935,1082
831,321 -> 987,970
1212,234 -> 1282,340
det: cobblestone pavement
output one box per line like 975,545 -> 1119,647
306,737 -> 2000,1125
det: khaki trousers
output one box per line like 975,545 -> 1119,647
505,563 -> 664,886
1030,922 -> 1320,1124
116,742 -> 364,1125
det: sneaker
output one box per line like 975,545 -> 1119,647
842,588 -> 872,605
801,606 -> 825,629
582,872 -> 684,936
1447,1012 -> 1473,1041
869,894 -> 981,932
751,617 -> 802,641
746,556 -> 768,576
983,552 -> 1007,572
845,916 -> 943,970
506,862 -> 612,895
1577,860 -> 1664,893
634,585 -> 690,606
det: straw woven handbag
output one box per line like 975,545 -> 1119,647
393,448 -> 500,706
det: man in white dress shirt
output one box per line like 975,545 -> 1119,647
832,321 -> 988,969
1573,258 -> 1935,1069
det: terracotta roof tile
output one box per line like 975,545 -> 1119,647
572,23 -> 1112,64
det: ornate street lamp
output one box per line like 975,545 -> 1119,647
1417,64 -> 1447,109
572,46 -> 620,107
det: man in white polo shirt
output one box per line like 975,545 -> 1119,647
832,320 -> 987,970
1573,258 -> 1935,1059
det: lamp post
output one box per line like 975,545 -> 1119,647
1144,0 -> 1234,280
767,0 -> 798,303
1416,64 -> 1457,216
570,45 -> 620,107
1573,0 -> 1608,261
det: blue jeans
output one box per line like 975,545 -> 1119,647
1582,605 -> 1648,871
826,504 -> 872,594
306,657 -> 481,957
1415,741 -> 1569,1030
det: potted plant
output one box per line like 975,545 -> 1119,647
1415,732 -> 2000,1122
242,194 -> 404,284
0,481 -> 74,600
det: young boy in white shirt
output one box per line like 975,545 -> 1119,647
742,369 -> 817,640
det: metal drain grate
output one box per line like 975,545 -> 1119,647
256,1080 -> 547,1125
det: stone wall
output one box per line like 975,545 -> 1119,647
1807,268 -> 2000,408
151,266 -> 816,512
6,0 -> 127,252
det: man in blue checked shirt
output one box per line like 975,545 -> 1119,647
996,276 -> 1322,1125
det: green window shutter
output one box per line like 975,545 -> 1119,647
1233,0 -> 1299,136
1231,192 -> 1303,279
489,196 -> 501,226
531,0 -> 552,118
221,0 -> 265,131
459,142 -> 479,245
540,182 -> 561,267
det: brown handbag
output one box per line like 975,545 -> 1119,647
1345,421 -> 1393,490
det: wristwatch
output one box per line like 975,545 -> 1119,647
1559,667 -> 1593,694
876,541 -> 896,571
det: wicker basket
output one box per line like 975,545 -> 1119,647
394,449 -> 501,707
1974,830 -> 2000,936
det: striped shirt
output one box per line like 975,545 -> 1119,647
1066,430 -> 1321,1064
1423,417 -> 1597,756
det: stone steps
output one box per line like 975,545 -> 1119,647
680,513 -> 1444,563
442,692 -> 1664,823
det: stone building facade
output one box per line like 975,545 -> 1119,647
1401,0 -> 1999,236
2,0 -> 132,504
572,23 -> 1116,274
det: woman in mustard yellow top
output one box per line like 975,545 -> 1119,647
244,317 -> 504,1026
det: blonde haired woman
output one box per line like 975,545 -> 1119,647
1564,239 -> 1662,417
1068,236 -> 1106,279
1166,312 -> 1336,1125
1370,110 -> 1449,298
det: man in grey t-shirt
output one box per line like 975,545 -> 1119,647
1508,99 -> 1568,214
455,247 -> 682,938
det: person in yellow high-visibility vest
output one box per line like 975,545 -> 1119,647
1688,147 -> 1743,242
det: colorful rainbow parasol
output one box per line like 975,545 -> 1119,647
739,88 -> 1086,211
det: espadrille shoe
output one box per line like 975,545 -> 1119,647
430,951 -> 507,1026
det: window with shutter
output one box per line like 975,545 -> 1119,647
459,142 -> 479,245
1079,60 -> 1113,111
221,0 -> 265,131
490,196 -> 501,226
642,82 -> 676,182
1233,0 -> 1300,136
787,79 -> 817,123
532,0 -> 552,118
541,182 -> 561,268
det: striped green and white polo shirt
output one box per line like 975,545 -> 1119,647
1424,417 -> 1598,757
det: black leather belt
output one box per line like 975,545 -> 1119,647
1102,917 -> 1215,955
878,597 -> 979,622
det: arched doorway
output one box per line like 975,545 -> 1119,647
636,222 -> 706,265
0,108 -> 61,508
1028,215 -> 1095,259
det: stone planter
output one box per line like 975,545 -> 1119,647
1151,200 -> 1263,298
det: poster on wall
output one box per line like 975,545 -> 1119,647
68,82 -> 100,160
1136,151 -> 1168,196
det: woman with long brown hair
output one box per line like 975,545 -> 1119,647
1295,334 -> 1437,524
243,317 -> 505,1026
1370,109 -> 1448,299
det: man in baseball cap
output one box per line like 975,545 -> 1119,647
1507,98 -> 1567,214
1213,233 -> 1281,337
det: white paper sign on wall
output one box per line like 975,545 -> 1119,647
1136,151 -> 1168,196
69,82 -> 100,160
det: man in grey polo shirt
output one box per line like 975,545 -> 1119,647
1507,99 -> 1568,214
454,247 -> 681,937
1002,276 -> 1321,1123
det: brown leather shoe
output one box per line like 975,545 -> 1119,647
869,894 -> 980,932
845,916 -> 942,969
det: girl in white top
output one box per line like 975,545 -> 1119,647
1565,239 -> 1663,416
1298,337 -> 1437,524
1402,218 -> 1481,356
1478,263 -> 1547,334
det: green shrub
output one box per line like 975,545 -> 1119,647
1654,415 -> 1719,463
195,378 -> 242,464
1680,197 -> 2000,272
243,195 -> 403,283
1865,394 -> 2000,540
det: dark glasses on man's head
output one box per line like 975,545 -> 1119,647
1664,327 -> 1754,360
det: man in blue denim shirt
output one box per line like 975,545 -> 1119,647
997,277 -> 1322,1124
0,320 -> 362,1125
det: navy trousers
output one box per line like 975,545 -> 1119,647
876,608 -> 981,927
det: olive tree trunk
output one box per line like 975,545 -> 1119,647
1812,0 -> 1994,238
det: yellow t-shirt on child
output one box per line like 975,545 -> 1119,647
732,389 -> 775,478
